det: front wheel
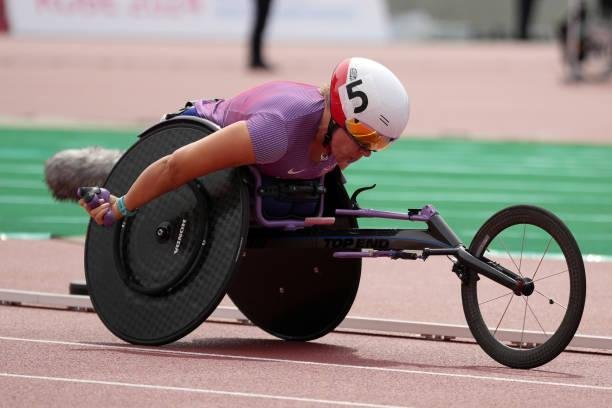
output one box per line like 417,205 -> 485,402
462,205 -> 586,369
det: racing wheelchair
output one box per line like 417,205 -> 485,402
80,116 -> 586,369
559,0 -> 612,81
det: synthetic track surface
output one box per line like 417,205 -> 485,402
1,239 -> 611,408
1,307 -> 611,408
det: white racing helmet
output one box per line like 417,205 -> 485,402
330,57 -> 410,151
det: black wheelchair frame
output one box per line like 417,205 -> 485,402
83,116 -> 586,370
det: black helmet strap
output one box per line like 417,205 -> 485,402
323,119 -> 339,147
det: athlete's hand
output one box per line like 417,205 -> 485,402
77,187 -> 123,227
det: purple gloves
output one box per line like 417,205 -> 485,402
77,187 -> 118,227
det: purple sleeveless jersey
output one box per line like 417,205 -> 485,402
194,81 -> 337,179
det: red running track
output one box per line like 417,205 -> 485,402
1,239 -> 611,407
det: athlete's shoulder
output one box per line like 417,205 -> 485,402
256,80 -> 319,93
248,81 -> 324,118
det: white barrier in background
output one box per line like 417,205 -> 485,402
1,288 -> 611,351
5,0 -> 391,41
0,0 -> 7,32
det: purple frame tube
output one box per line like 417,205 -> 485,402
335,204 -> 438,222
334,250 -> 404,259
332,205 -> 440,259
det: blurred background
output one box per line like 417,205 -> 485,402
0,0 -> 611,258
389,0 -> 572,40
0,0 -> 594,41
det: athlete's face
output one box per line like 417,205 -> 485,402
330,127 -> 371,169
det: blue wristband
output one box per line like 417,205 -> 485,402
117,196 -> 137,217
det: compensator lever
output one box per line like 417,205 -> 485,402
350,184 -> 377,209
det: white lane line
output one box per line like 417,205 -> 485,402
0,372 -> 408,408
1,336 -> 611,392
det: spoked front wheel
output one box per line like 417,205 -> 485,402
462,205 -> 586,369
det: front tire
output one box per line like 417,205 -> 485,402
462,205 -> 586,369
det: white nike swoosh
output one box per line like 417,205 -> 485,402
287,168 -> 305,175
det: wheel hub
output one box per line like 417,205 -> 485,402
155,222 -> 172,242
515,277 -> 535,296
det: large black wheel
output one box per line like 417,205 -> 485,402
229,167 -> 361,341
85,117 -> 250,346
462,205 -> 586,369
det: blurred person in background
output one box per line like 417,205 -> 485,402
250,0 -> 274,70
516,0 -> 539,40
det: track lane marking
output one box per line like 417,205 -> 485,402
1,336 -> 611,392
0,372 -> 408,408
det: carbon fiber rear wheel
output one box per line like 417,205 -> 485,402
229,167 -> 361,341
85,117 -> 250,346
462,205 -> 586,369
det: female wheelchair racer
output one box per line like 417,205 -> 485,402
72,57 -> 585,370
80,57 -> 409,226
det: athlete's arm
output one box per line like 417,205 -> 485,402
86,121 -> 256,224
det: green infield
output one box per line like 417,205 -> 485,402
1,125 -> 610,258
